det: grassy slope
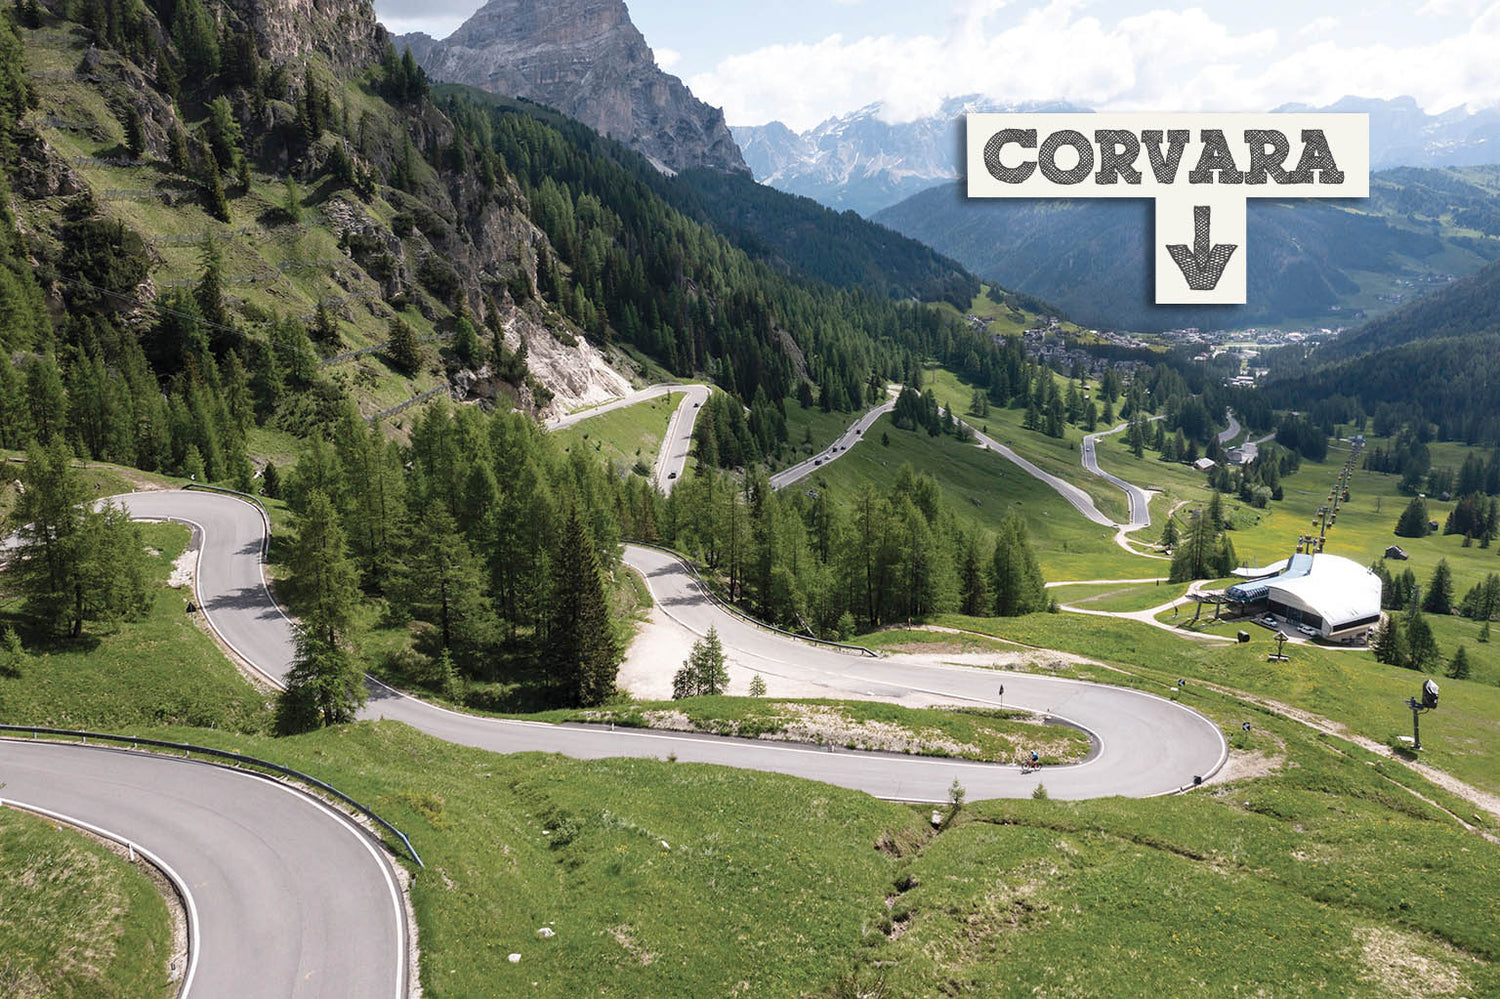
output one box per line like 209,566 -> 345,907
864,708 -> 1500,997
805,413 -> 1150,581
0,809 -> 174,997
152,721 -> 923,999
1052,580 -> 1187,613
927,609 -> 1500,796
0,523 -> 270,732
920,365 -> 1130,524
133,706 -> 1500,998
1097,431 -> 1500,685
767,398 -> 871,471
0,521 -> 1491,996
18,24 -> 449,422
554,391 -> 684,477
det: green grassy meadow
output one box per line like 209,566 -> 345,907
0,523 -> 271,732
920,365 -> 1129,524
926,610 -> 1500,797
804,413 -> 1151,581
554,391 -> 684,477
0,808 -> 174,998
118,706 -> 1499,998
1052,579 -> 1186,613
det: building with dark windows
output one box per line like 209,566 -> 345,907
1226,553 -> 1382,642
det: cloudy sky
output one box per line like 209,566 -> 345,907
374,0 -> 1500,131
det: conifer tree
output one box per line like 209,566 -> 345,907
1394,495 -> 1430,538
1423,559 -> 1454,615
1404,602 -> 1440,672
549,505 -> 620,706
1447,644 -> 1470,680
991,514 -> 1046,616
673,625 -> 728,698
286,490 -> 360,647
276,622 -> 366,732
0,626 -> 24,678
7,439 -> 149,637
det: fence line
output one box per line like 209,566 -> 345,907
367,382 -> 451,423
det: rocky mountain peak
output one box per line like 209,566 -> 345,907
223,0 -> 388,74
395,0 -> 748,176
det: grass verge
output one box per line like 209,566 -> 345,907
0,807 -> 174,997
521,695 -> 1090,764
0,523 -> 271,732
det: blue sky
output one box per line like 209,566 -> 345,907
374,0 -> 1500,130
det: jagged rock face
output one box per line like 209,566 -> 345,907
223,0 -> 388,74
396,0 -> 747,176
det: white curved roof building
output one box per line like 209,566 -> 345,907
1226,553 -> 1382,638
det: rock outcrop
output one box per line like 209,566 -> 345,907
395,0 -> 747,176
224,0 -> 388,74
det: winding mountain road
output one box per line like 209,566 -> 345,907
5,486 -> 1229,993
1080,421 -> 1156,529
116,490 -> 1224,800
0,741 -> 408,998
770,391 -> 897,490
543,383 -> 709,496
1218,410 -> 1242,445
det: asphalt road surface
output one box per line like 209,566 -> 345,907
539,382 -> 708,496
114,490 -> 1226,800
0,740 -> 407,998
39,488 -> 1223,991
968,422 -> 1117,528
652,384 -> 710,494
1218,410 -> 1242,445
769,393 -> 896,490
1080,420 -> 1161,529
542,383 -> 684,431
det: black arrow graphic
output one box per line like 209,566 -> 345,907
1166,205 -> 1237,291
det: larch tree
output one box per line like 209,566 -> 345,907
991,513 -> 1047,617
7,438 -> 149,638
673,625 -> 728,699
277,489 -> 366,729
548,504 -> 620,707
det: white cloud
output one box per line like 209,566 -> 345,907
380,14 -> 470,39
697,1 -> 1285,129
1297,15 -> 1339,36
655,47 -> 682,71
1415,0 -> 1485,16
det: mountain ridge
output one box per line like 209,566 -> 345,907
395,0 -> 747,176
737,94 -> 1500,220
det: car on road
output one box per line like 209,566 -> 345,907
668,471 -> 677,479
1297,624 -> 1317,638
814,459 -> 822,465
1260,614 -> 1277,626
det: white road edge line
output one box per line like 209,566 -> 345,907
0,795 -> 201,997
252,772 -> 407,999
143,512 -> 288,691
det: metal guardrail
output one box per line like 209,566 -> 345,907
181,483 -> 271,557
0,724 -> 424,867
625,539 -> 877,657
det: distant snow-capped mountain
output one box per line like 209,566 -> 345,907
732,96 -> 1085,218
736,94 -> 1500,218
1275,95 -> 1500,171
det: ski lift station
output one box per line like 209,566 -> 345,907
1226,553 -> 1382,642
